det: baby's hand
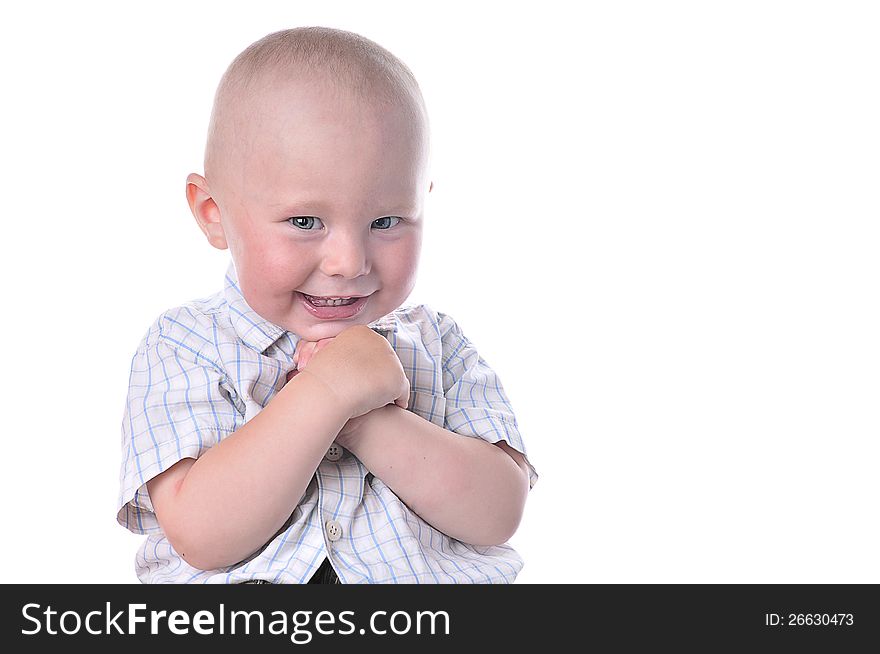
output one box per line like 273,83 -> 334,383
286,337 -> 335,382
289,334 -> 397,443
291,337 -> 335,376
289,325 -> 409,418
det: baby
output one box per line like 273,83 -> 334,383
117,27 -> 538,583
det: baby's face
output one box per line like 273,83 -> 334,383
204,80 -> 429,341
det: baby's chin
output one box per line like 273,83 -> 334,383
288,311 -> 384,341
293,321 -> 362,341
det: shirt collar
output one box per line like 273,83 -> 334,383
223,261 -> 288,354
222,261 -> 398,354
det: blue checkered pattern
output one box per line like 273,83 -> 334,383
118,261 -> 537,583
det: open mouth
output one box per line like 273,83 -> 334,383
302,293 -> 361,307
298,292 -> 371,319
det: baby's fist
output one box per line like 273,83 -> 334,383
294,337 -> 334,370
297,325 -> 410,418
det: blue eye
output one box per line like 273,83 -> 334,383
373,216 -> 402,230
288,216 -> 323,230
288,216 -> 400,230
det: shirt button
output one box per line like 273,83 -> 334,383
325,519 -> 343,542
325,444 -> 343,461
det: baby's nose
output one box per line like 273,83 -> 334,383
320,238 -> 370,278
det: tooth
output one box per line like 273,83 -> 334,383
311,296 -> 350,306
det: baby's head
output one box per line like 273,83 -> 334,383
186,27 -> 431,341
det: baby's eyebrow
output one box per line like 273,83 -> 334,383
267,199 -> 419,215
266,198 -> 332,211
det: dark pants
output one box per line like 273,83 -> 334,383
307,558 -> 341,584
240,558 -> 340,584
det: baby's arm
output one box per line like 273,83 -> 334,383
147,372 -> 349,570
339,405 -> 530,546
295,336 -> 530,546
146,326 -> 408,571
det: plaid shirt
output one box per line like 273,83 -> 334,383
118,262 -> 537,583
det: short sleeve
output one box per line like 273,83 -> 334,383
438,312 -> 538,488
117,328 -> 239,534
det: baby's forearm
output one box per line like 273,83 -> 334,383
339,405 -> 529,546
155,372 -> 348,570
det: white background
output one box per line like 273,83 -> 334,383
1,1 -> 877,583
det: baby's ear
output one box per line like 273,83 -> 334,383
186,173 -> 228,250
